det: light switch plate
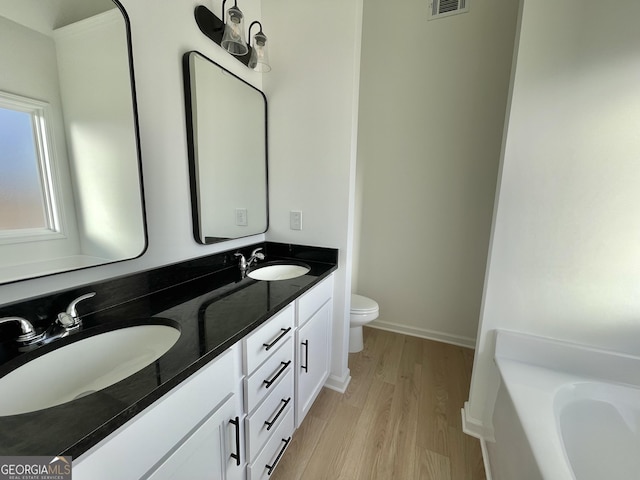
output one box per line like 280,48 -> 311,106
290,211 -> 302,230
235,208 -> 248,226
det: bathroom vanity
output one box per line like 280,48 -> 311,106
0,3 -> 337,478
0,242 -> 337,480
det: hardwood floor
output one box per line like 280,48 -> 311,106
271,327 -> 486,480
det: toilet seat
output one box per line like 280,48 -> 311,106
350,294 -> 379,315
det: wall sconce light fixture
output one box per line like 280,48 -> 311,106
220,2 -> 248,56
248,22 -> 271,73
195,3 -> 271,72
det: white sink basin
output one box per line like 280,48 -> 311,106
0,324 -> 180,416
248,263 -> 310,281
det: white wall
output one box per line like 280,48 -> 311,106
354,0 -> 518,346
262,0 -> 362,389
467,0 -> 640,435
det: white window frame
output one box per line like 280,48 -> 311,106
0,90 -> 65,244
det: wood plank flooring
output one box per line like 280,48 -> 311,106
271,327 -> 486,480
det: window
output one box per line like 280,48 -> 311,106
0,91 -> 62,243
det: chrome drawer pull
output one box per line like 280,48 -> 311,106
264,397 -> 291,431
229,416 -> 241,466
263,327 -> 292,351
266,437 -> 291,475
263,361 -> 291,388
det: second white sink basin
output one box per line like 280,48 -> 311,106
0,323 -> 180,416
248,263 -> 310,281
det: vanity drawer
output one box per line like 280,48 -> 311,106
297,275 -> 333,327
246,368 -> 294,460
244,337 -> 293,413
244,304 -> 294,374
247,407 -> 294,480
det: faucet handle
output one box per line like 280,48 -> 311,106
234,252 -> 247,269
66,292 -> 96,317
0,316 -> 40,343
58,292 -> 96,328
250,248 -> 265,260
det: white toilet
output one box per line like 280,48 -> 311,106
349,294 -> 379,353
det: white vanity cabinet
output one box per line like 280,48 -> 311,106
72,273 -> 334,480
73,344 -> 245,480
242,305 -> 296,480
294,275 -> 333,427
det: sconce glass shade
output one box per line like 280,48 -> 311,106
248,31 -> 271,72
221,5 -> 248,56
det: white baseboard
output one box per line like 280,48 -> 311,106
368,320 -> 477,349
479,437 -> 493,480
461,402 -> 495,441
461,403 -> 495,480
324,369 -> 351,393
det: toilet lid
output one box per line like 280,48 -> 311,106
351,294 -> 379,314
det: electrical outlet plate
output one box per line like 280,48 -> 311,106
290,211 -> 302,230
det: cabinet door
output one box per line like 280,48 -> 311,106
147,394 -> 244,480
74,346 -> 241,480
295,299 -> 331,427
297,276 -> 333,328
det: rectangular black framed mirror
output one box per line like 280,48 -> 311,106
183,50 -> 268,244
0,0 -> 147,284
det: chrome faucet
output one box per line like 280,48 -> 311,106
0,292 -> 96,351
56,292 -> 96,332
57,292 -> 96,330
234,248 -> 265,272
0,316 -> 43,345
33,292 -> 97,347
248,248 -> 265,268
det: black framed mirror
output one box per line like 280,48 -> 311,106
183,51 -> 268,244
0,0 -> 147,284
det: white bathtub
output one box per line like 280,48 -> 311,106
490,331 -> 640,480
556,381 -> 640,479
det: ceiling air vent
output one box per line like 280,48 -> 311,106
428,0 -> 469,19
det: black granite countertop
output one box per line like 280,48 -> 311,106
0,242 -> 337,458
